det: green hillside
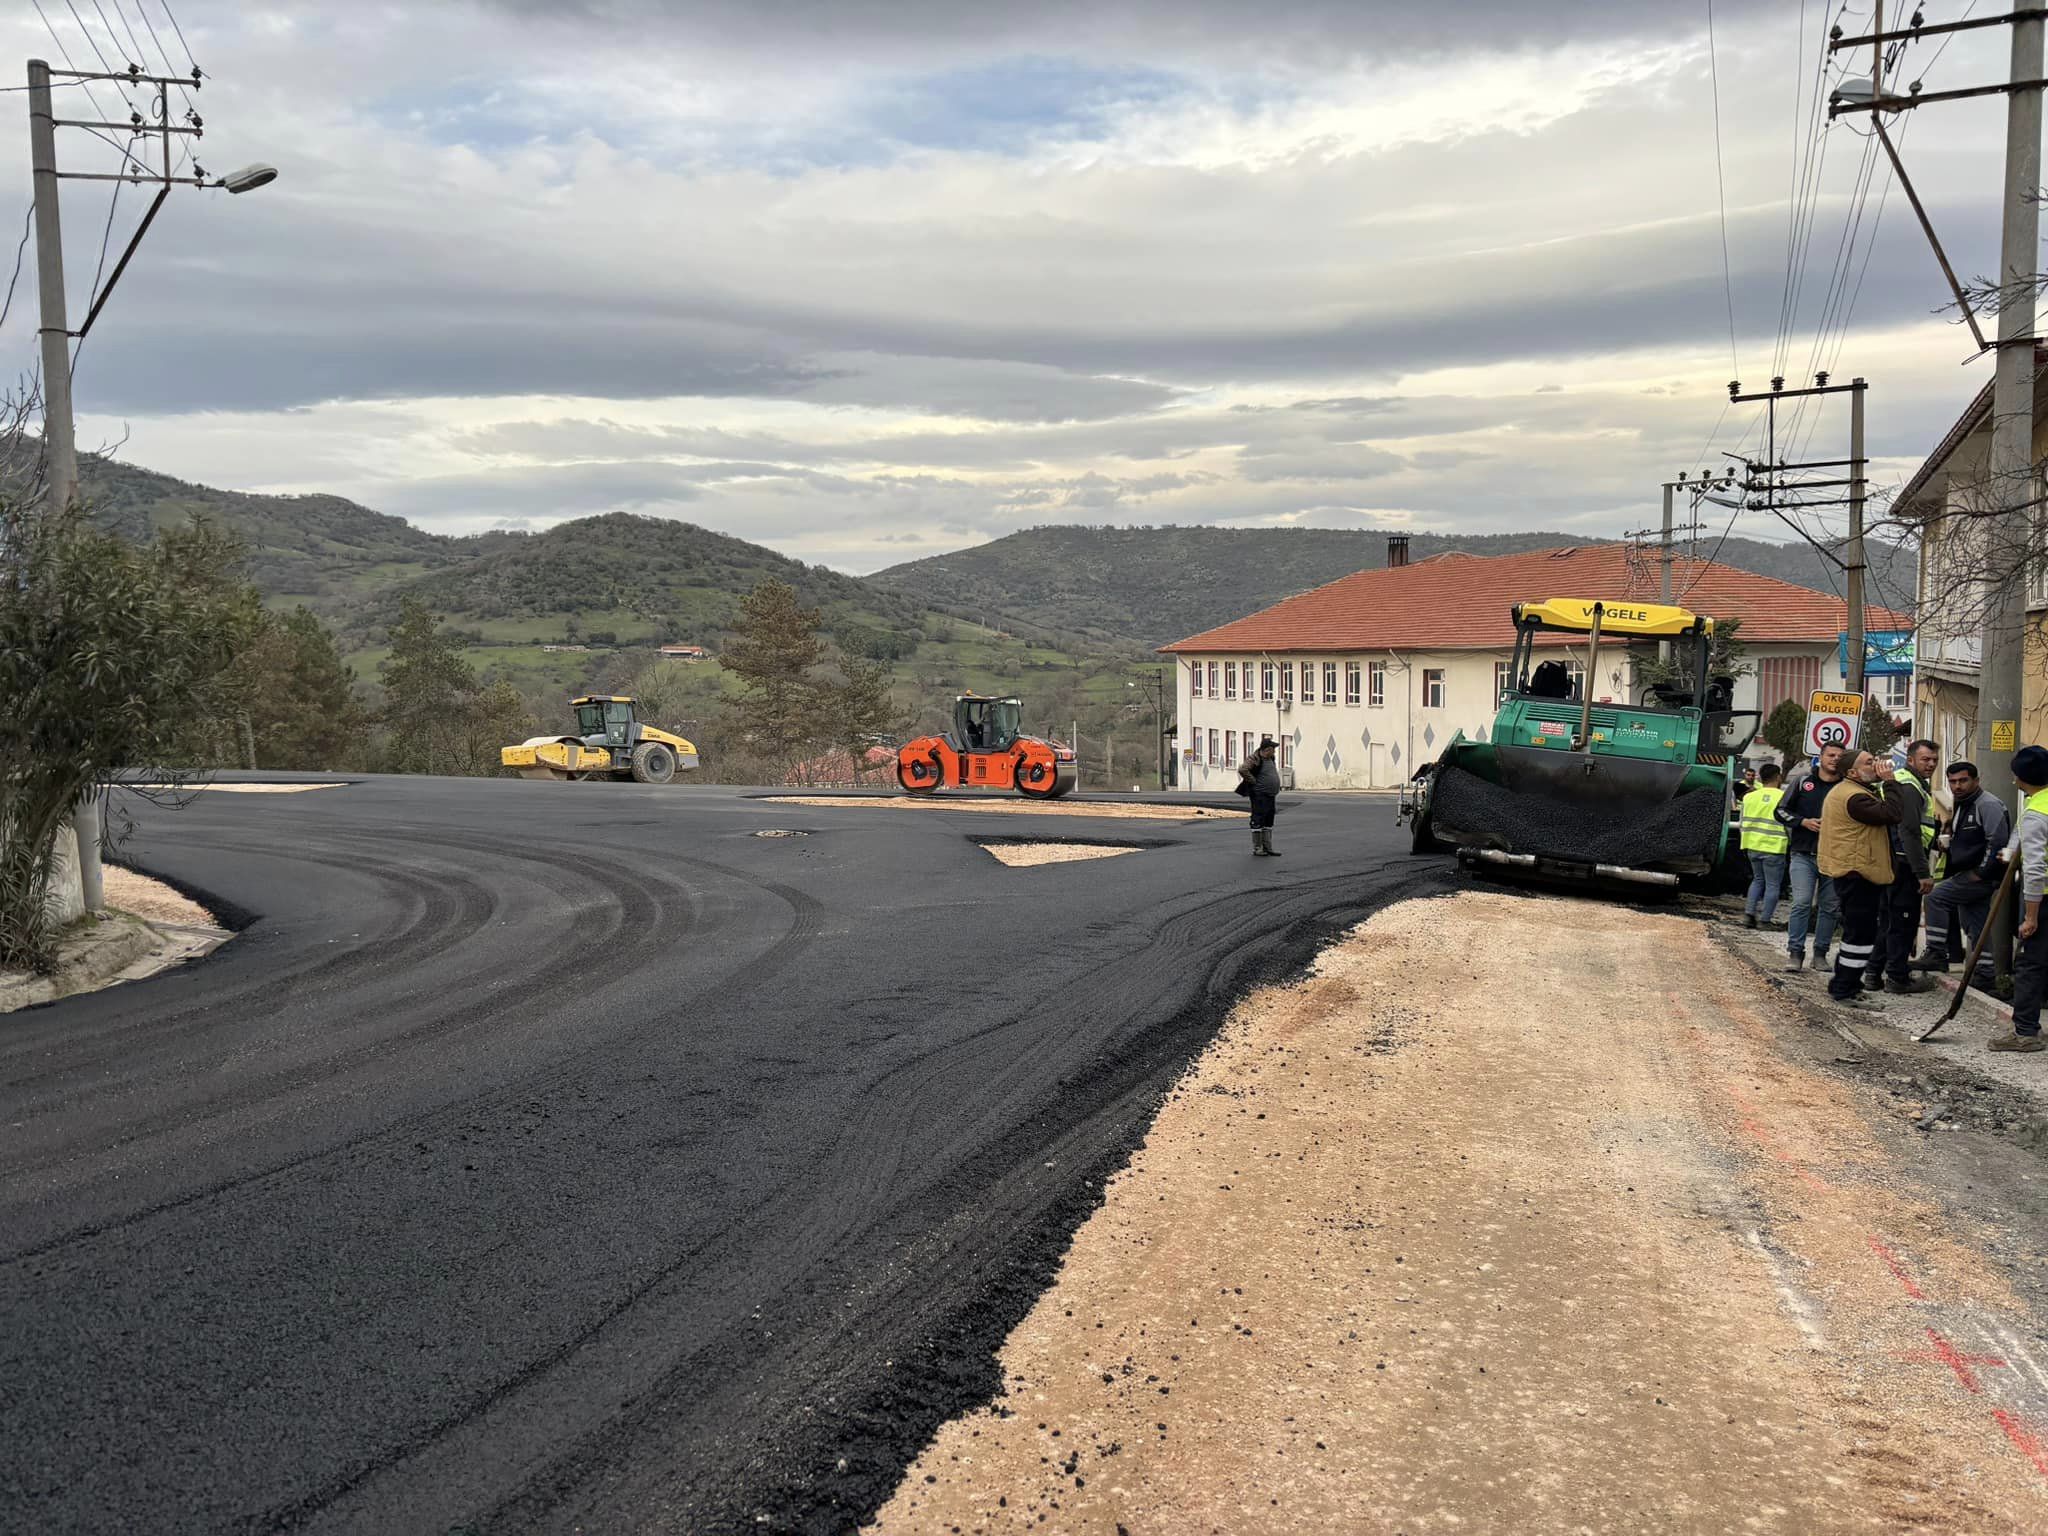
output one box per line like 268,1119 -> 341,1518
869,526 -> 1917,649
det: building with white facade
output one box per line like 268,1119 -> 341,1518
1161,540 -> 1909,792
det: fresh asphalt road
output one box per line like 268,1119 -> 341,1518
0,777 -> 1437,1534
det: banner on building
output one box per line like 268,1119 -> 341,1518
1837,629 -> 1915,677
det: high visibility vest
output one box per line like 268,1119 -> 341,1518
1739,786 -> 1789,854
1893,767 -> 1939,849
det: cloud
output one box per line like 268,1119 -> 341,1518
20,0 -> 1997,575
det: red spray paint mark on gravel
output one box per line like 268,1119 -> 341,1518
1897,1329 -> 2007,1395
1993,1410 -> 2048,1480
1867,1237 -> 1926,1300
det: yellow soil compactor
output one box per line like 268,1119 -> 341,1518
501,696 -> 700,784
1399,599 -> 1758,889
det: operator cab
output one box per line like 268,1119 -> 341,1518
572,695 -> 638,749
953,695 -> 1023,753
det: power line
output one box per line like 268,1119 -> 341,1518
157,0 -> 201,77
1706,0 -> 1740,373
0,206 -> 33,340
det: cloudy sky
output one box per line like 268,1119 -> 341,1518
1,1 -> 2022,572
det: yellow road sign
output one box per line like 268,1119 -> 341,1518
1805,690 -> 1864,757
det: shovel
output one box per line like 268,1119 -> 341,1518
1917,859 -> 2018,1043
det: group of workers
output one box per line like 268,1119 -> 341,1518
1735,739 -> 2046,1054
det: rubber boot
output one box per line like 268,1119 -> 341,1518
1251,829 -> 1268,857
1262,828 -> 1282,857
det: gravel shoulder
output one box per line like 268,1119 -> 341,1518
869,890 -> 2048,1534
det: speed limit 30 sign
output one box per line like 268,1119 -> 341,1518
1805,689 -> 1864,757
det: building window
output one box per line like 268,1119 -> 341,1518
1347,661 -> 1363,706
1882,673 -> 1910,712
1280,661 -> 1294,701
1191,662 -> 1205,699
1208,727 -> 1220,765
1225,729 -> 1237,765
1423,669 -> 1445,708
1495,660 -> 1513,706
1323,662 -> 1339,704
1368,661 -> 1385,708
1223,662 -> 1237,700
1280,736 -> 1292,772
1261,662 -> 1276,702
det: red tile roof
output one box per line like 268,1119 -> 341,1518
1158,543 -> 1909,654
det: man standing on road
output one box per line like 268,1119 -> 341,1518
1869,740 -> 1939,994
1777,742 -> 1847,972
1910,759 -> 2011,985
1240,736 -> 1282,858
1991,745 -> 2048,1054
1817,749 -> 1904,1011
1739,763 -> 1789,928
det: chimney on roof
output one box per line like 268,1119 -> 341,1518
1387,534 -> 1410,569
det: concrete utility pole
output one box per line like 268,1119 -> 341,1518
1845,379 -> 1868,697
1976,1 -> 2043,824
27,59 -> 76,515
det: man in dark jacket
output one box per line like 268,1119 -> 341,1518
1911,758 -> 2013,980
1870,740 -> 1938,993
1241,736 -> 1282,857
1776,742 -> 1847,972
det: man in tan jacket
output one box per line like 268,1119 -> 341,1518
1817,749 -> 1905,1010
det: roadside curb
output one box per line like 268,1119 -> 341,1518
0,911 -> 232,1014
0,915 -> 156,1012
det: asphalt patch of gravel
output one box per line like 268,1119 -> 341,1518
102,865 -> 217,927
980,843 -> 1142,868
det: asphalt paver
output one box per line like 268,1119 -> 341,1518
0,778 -> 1433,1534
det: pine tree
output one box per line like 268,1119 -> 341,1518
1860,696 -> 1902,759
720,580 -> 826,768
379,597 -> 479,775
829,656 -> 907,760
217,607 -> 371,770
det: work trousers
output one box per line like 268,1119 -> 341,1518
1829,871 -> 1885,1002
1873,858 -> 1923,983
2013,925 -> 2048,1038
1787,851 -> 1839,959
1923,870 -> 1995,964
1744,851 -> 1787,921
1248,793 -> 1277,832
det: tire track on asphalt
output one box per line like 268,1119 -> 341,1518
348,859 -> 1446,1535
0,841 -> 815,1270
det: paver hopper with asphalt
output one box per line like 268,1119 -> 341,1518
1399,600 -> 1759,888
896,694 -> 1078,798
501,696 -> 701,784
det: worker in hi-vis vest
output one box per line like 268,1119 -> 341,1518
1995,744 -> 2048,1054
1740,762 -> 1789,929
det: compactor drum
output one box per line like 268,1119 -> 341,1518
1400,600 -> 1758,889
896,694 -> 1078,799
501,696 -> 701,784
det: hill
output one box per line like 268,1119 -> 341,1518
76,454 -> 497,607
868,526 -> 1917,649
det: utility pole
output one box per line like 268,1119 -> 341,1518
1827,1 -> 2047,821
27,59 -> 76,514
1846,379 -> 1867,697
22,51 -> 269,914
1978,2 -> 2043,828
1727,376 -> 1868,690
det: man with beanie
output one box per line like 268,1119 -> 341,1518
1817,749 -> 1904,1010
1777,742 -> 1847,971
1992,743 -> 2048,1053
1239,736 -> 1282,857
1870,739 -> 1939,993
